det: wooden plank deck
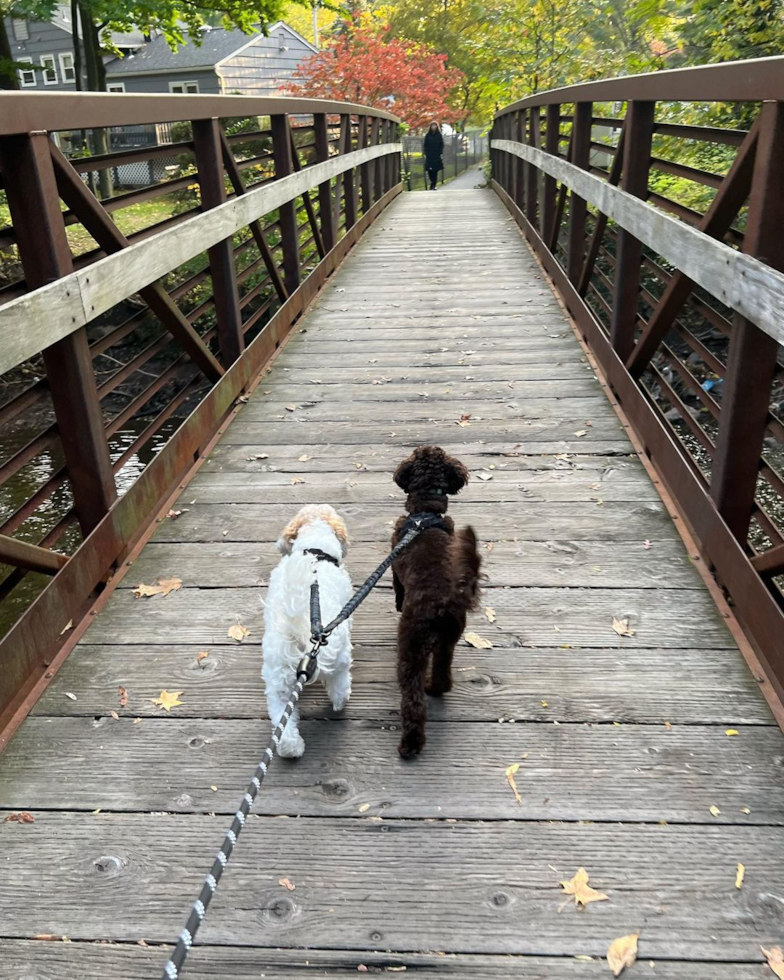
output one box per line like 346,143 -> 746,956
2,188 -> 783,979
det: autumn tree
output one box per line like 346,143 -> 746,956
285,19 -> 466,128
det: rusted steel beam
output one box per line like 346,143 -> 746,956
0,132 -> 117,536
626,119 -> 760,379
609,101 -> 654,361
271,114 -> 301,295
288,126 -> 326,260
494,55 -> 784,115
0,534 -> 68,575
359,116 -> 372,215
339,114 -> 357,231
219,131 -> 288,306
371,117 -> 382,203
567,104 -> 592,282
752,542 -> 784,578
48,143 -> 225,384
314,113 -> 336,252
577,124 -> 626,297
696,103 -> 782,545
525,106 -> 540,226
192,118 -> 244,366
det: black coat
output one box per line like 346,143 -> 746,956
423,130 -> 444,171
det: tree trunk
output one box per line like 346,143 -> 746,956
0,15 -> 20,90
78,0 -> 113,198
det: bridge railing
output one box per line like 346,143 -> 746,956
491,56 -> 784,699
0,93 -> 401,741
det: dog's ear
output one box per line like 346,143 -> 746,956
277,510 -> 307,554
443,454 -> 470,495
326,509 -> 350,557
393,453 -> 416,492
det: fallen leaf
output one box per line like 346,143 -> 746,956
196,651 -> 210,667
291,476 -> 306,485
710,804 -> 721,817
358,803 -> 371,813
110,710 -> 119,721
118,686 -> 128,707
486,542 -> 494,552
485,607 -> 496,623
741,806 -> 751,814
298,454 -> 311,462
167,509 -> 188,520
149,690 -> 184,712
476,471 -> 494,481
505,763 -> 523,805
611,617 -> 635,637
559,867 -> 609,908
456,414 -> 472,427
133,577 -> 182,599
664,720 -> 672,731
736,863 -> 745,889
278,877 -> 296,891
761,947 -> 784,980
246,453 -> 269,460
607,934 -> 638,976
725,729 -> 739,736
4,812 -> 34,823
358,967 -> 369,974
355,462 -> 363,469
574,954 -> 594,962
285,404 -> 296,412
133,717 -> 142,724
65,692 -> 77,701
574,430 -> 587,437
541,700 -> 548,707
465,632 -> 493,649
643,539 -> 652,549
60,619 -> 74,636
92,808 -> 101,814
228,623 -> 250,642
210,785 -> 218,792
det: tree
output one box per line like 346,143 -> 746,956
285,18 -> 466,128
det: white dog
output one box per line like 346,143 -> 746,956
262,504 -> 353,758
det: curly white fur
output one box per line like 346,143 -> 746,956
262,505 -> 353,758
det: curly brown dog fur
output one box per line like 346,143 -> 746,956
391,446 -> 481,759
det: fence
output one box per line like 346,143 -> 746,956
490,56 -> 784,699
0,92 -> 401,740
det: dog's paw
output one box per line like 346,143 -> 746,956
331,692 -> 350,712
397,732 -> 425,760
277,733 -> 305,758
426,678 -> 452,697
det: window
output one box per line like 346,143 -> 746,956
12,19 -> 30,41
40,54 -> 58,85
107,82 -> 126,93
59,52 -> 76,84
18,57 -> 36,88
169,81 -> 199,94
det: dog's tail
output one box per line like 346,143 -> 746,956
453,525 -> 481,612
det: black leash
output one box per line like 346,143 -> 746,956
161,512 -> 445,979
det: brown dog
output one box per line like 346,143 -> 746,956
390,446 -> 481,758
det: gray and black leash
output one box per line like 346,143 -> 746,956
162,514 -> 442,979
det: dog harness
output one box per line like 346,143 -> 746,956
304,547 -> 340,567
399,511 -> 448,537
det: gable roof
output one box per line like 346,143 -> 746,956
49,3 -> 146,48
106,22 -> 315,77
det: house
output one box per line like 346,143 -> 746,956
4,4 -> 145,90
104,23 -> 317,96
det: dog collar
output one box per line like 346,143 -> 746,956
419,487 -> 446,498
304,548 -> 341,567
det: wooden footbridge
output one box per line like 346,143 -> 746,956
2,60 -> 784,979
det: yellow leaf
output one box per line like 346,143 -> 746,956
736,863 -> 745,889
761,947 -> 784,980
725,729 -> 739,736
710,804 -> 721,817
291,476 -> 305,485
278,877 -> 295,891
210,785 -> 218,792
505,763 -> 522,806
196,651 -> 210,666
149,690 -> 184,712
559,867 -> 609,908
485,607 -> 496,623
60,619 -> 74,636
465,632 -> 493,649
541,700 -> 548,707
133,577 -> 182,599
358,803 -> 371,813
298,454 -> 311,462
611,617 -> 635,637
574,954 -> 594,961
607,934 -> 638,976
741,806 -> 751,814
228,623 -> 250,642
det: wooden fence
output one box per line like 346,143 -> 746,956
0,92 -> 401,741
490,56 -> 784,699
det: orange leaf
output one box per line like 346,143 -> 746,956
559,867 -> 609,908
607,934 -> 638,976
149,690 -> 184,712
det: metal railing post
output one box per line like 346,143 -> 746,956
271,113 -> 301,295
567,102 -> 592,283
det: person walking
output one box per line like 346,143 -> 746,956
423,121 -> 444,190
